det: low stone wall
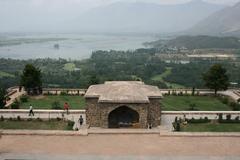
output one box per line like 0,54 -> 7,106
162,111 -> 240,115
0,109 -> 85,114
42,88 -> 87,96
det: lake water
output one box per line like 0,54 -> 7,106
0,33 -> 156,60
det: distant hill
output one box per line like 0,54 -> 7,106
188,2 -> 240,36
74,0 -> 225,33
148,35 -> 240,49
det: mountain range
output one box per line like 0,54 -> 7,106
73,0 -> 225,33
188,1 -> 240,36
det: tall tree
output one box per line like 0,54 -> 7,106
20,64 -> 42,95
203,64 -> 229,95
0,86 -> 6,108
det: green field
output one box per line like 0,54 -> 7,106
151,67 -> 185,89
0,71 -> 15,78
0,120 -> 73,130
181,123 -> 240,132
63,63 -> 76,71
161,95 -> 231,111
20,95 -> 86,110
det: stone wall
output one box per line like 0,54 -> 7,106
85,98 -> 100,127
148,98 -> 162,127
86,98 -> 162,128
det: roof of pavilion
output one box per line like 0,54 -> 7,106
84,81 -> 162,103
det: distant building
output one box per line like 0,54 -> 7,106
85,81 -> 162,128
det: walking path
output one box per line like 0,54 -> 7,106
5,87 -> 26,107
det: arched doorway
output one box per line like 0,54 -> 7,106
108,106 -> 139,128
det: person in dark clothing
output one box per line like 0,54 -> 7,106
79,115 -> 84,126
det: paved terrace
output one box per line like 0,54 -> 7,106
1,110 -> 240,132
1,135 -> 240,160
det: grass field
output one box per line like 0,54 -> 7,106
0,120 -> 73,130
20,95 -> 86,110
181,123 -> 240,132
0,71 -> 15,78
161,95 -> 231,111
151,67 -> 185,89
63,63 -> 76,71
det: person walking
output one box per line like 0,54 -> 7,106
79,115 -> 84,127
29,104 -> 34,116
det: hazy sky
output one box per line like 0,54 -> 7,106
0,0 -> 239,16
1,0 -> 239,11
0,0 -> 239,32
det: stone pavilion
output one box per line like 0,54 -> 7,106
85,81 -> 162,128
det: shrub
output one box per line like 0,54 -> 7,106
67,120 -> 74,127
192,87 -> 195,96
11,100 -> 20,109
51,101 -> 61,110
187,117 -> 210,123
60,91 -> 68,96
0,115 -> 4,121
66,120 -> 75,130
235,116 -> 239,121
188,103 -> 198,111
9,117 -> 13,121
178,92 -> 183,96
218,113 -> 223,122
36,117 -> 42,121
230,102 -> 239,111
17,116 -> 21,121
20,95 -> 28,103
56,117 -> 62,121
219,119 -> 240,123
27,118 -> 32,121
226,114 -> 231,120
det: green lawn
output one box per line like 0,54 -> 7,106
0,120 -> 73,130
181,123 -> 240,132
0,71 -> 15,78
63,63 -> 76,71
151,67 -> 185,89
20,95 -> 86,110
161,95 -> 231,111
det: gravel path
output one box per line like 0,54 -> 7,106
0,135 -> 240,157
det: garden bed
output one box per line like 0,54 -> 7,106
181,123 -> 240,132
0,118 -> 74,130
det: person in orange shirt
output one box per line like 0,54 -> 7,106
64,102 -> 70,115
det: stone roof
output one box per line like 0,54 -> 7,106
84,81 -> 162,103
